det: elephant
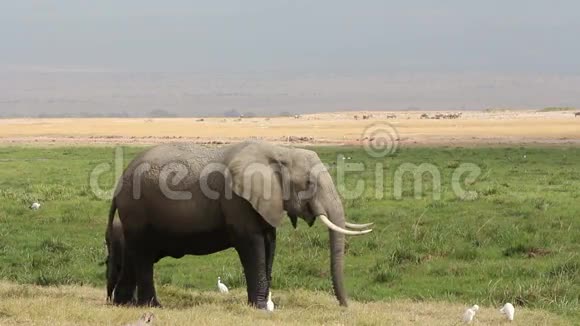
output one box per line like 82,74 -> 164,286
105,214 -> 125,302
106,140 -> 373,308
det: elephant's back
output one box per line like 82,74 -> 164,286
136,142 -> 224,167
116,143 -> 227,234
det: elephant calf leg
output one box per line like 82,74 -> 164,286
235,234 -> 269,309
113,258 -> 136,305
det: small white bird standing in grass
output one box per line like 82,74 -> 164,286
266,291 -> 274,312
217,277 -> 229,293
30,202 -> 41,210
462,304 -> 479,324
500,303 -> 515,321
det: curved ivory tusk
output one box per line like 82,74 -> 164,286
318,215 -> 372,235
345,222 -> 374,229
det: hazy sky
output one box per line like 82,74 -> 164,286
1,1 -> 579,116
2,1 -> 579,73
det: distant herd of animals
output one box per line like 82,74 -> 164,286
353,113 -> 462,120
339,111 -> 578,121
179,111 -> 580,122
420,112 -> 463,119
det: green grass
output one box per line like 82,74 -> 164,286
0,145 -> 579,321
483,108 -> 517,113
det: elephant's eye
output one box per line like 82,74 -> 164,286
307,177 -> 318,190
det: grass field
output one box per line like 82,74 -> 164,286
0,145 -> 579,324
0,282 -> 570,325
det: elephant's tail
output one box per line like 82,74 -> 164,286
107,198 -> 117,233
106,197 -> 117,301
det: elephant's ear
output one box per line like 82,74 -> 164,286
226,143 -> 286,228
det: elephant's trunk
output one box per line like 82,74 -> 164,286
329,225 -> 348,306
315,173 -> 349,306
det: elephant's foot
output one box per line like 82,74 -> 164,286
137,296 -> 162,308
112,296 -> 136,306
113,300 -> 137,307
113,286 -> 136,306
256,301 -> 267,310
248,300 -> 268,310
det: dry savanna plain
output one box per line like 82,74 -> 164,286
0,110 -> 579,146
0,110 -> 579,325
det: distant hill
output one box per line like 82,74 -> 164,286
1,71 -> 579,117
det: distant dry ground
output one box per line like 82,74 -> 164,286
0,110 -> 579,146
0,282 -> 569,326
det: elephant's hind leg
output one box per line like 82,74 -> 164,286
135,255 -> 161,307
123,226 -> 161,307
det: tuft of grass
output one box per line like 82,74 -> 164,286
390,247 -> 424,265
548,259 -> 579,280
40,238 -> 72,254
371,260 -> 401,284
451,247 -> 479,261
502,244 -> 551,258
479,184 -> 499,196
446,160 -> 460,169
528,197 -> 551,211
459,191 -> 479,201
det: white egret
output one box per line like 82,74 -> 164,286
462,305 -> 479,324
500,303 -> 515,321
30,202 -> 41,210
217,277 -> 229,293
266,291 -> 274,312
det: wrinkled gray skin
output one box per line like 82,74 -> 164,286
105,215 -> 125,302
107,141 -> 357,308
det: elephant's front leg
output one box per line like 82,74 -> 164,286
235,233 -> 269,309
264,228 -> 276,287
